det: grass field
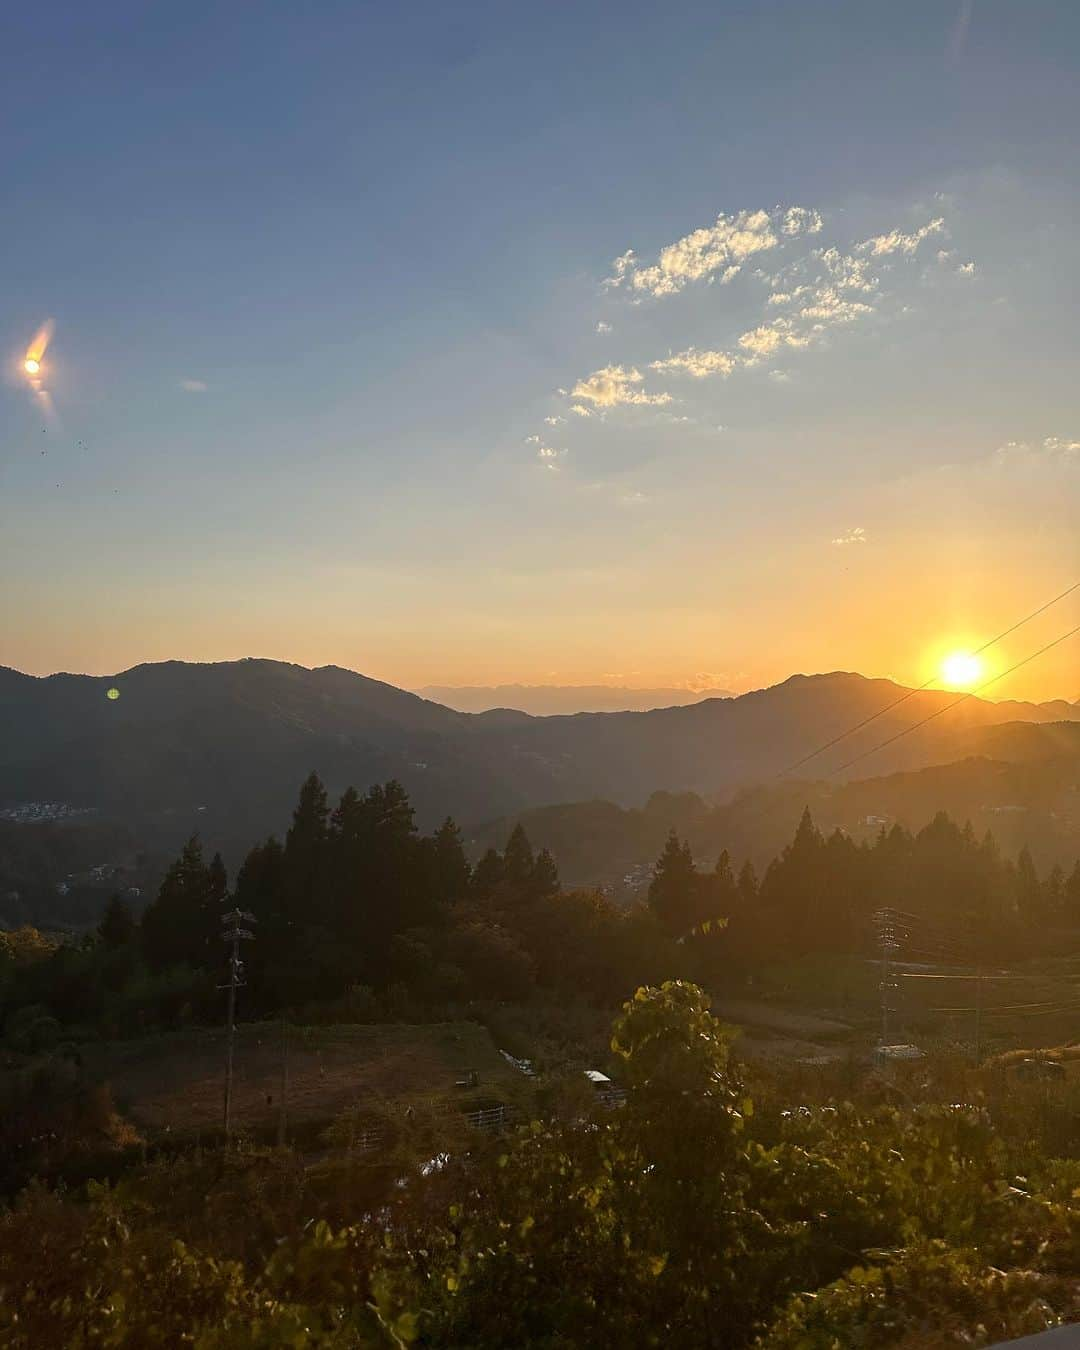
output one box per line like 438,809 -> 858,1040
83,1021 -> 522,1138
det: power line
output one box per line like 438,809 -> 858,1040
779,578 -> 1080,778
827,621 -> 1080,779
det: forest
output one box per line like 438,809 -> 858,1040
3,773 -> 1080,1347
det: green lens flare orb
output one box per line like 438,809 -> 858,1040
106,687 -> 121,701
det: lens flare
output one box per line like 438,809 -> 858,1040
24,320 -> 54,367
941,651 -> 983,689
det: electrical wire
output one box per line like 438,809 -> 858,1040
778,578 -> 1080,777
828,622 -> 1080,778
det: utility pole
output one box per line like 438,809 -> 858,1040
873,908 -> 901,1045
973,966 -> 983,1065
219,906 -> 256,1142
277,1015 -> 289,1148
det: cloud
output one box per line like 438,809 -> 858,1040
534,443 -> 568,471
814,246 -> 878,293
650,348 -> 736,379
571,364 -> 672,408
1042,435 -> 1080,456
859,217 -> 945,256
795,288 -> 874,325
604,205 -> 821,299
544,415 -> 565,426
738,318 -> 810,361
552,202 -> 972,436
618,489 -> 649,507
180,378 -> 208,393
782,206 -> 824,237
832,527 -> 867,546
768,285 -> 811,306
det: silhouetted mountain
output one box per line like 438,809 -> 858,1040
0,660 -> 1076,862
473,736 -> 1080,886
416,683 -> 734,715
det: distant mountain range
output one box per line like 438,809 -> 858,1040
0,659 -> 1077,864
472,732 -> 1080,884
416,684 -> 734,715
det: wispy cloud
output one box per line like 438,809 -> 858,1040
997,435 -> 1080,467
528,202 -> 972,476
571,364 -> 672,408
832,527 -> 868,546
859,217 -> 945,257
738,319 -> 811,361
533,442 -> 568,470
650,348 -> 736,379
604,205 -> 821,299
180,378 -> 208,393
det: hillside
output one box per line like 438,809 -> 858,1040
473,734 -> 1080,886
0,660 -> 1076,869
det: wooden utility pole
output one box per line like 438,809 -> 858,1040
277,1016 -> 289,1148
973,967 -> 983,1065
219,907 -> 256,1142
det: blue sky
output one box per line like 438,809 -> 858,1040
2,1 -> 1078,698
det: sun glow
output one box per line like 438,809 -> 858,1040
23,357 -> 40,375
940,650 -> 984,690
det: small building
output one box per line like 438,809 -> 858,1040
873,1043 -> 924,1065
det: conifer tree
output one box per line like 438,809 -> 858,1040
98,895 -> 137,950
140,836 -> 217,971
530,847 -> 560,900
429,817 -> 472,905
503,823 -> 535,889
648,830 -> 698,936
472,848 -> 506,900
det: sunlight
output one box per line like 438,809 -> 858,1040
940,650 -> 983,689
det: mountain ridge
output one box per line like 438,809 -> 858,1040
1,659 -> 1076,861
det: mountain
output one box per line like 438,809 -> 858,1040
416,684 -> 734,715
473,736 -> 1080,887
0,660 -> 1076,864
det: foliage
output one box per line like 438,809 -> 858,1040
3,984 -> 1080,1345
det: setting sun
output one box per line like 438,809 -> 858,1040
940,650 -> 984,689
23,358 -> 39,375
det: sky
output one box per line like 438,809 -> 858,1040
2,0 -> 1078,702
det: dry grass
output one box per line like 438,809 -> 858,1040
84,1021 -> 519,1137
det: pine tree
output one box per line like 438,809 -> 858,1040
98,895 -> 137,949
472,848 -> 506,900
140,836 -> 216,971
1016,845 -> 1041,918
737,860 -> 758,904
429,817 -> 472,905
648,830 -> 698,936
530,847 -> 560,900
282,772 -> 330,931
503,824 -> 535,889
